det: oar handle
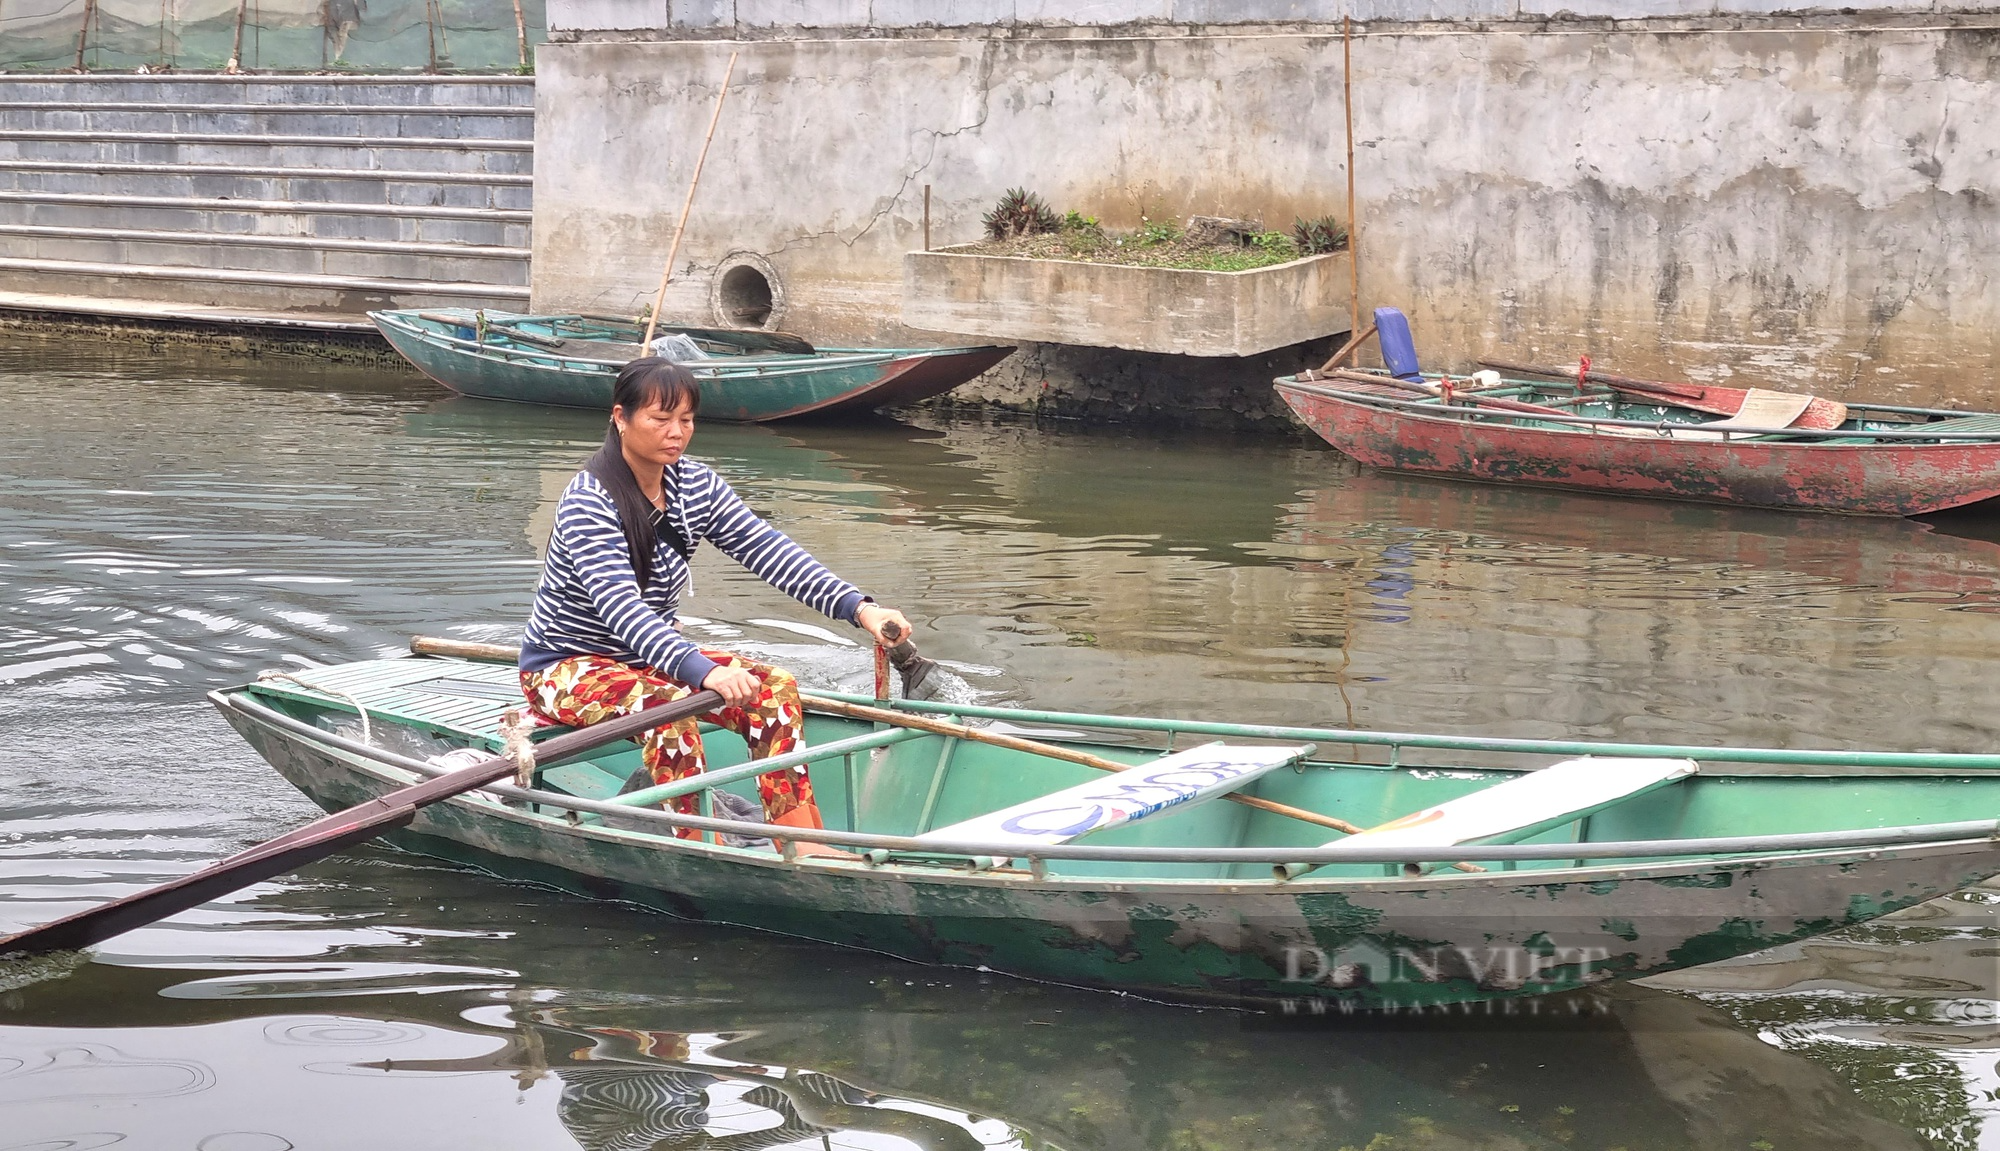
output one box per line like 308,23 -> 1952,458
879,620 -> 924,673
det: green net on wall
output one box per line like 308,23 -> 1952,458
0,0 -> 546,72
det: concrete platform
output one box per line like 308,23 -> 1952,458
0,289 -> 410,366
903,248 -> 1353,358
0,288 -> 373,331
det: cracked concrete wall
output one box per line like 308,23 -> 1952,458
533,26 -> 2000,424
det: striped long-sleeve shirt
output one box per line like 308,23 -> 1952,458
519,460 -> 867,686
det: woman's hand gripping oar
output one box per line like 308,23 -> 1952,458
0,687 -> 723,958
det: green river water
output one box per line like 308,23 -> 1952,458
1,337 -> 1996,1150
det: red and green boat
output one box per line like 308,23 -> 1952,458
373,308 -> 1013,422
1274,367 -> 2000,516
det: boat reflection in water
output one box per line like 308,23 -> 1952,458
1,849 -> 1953,1151
341,983 -> 1935,1151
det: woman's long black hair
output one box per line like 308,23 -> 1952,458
584,356 -> 702,589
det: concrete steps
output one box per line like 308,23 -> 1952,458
0,74 -> 533,319
0,162 -> 534,210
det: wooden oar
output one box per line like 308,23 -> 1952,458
857,626 -> 1480,870
1309,322 -> 1377,377
571,315 -> 821,357
414,312 -> 568,351
797,692 -> 1372,838
0,687 -> 722,958
1480,357 -> 1849,430
405,634 -> 1482,871
1323,368 -> 1579,419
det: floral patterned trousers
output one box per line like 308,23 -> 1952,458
520,651 -> 819,840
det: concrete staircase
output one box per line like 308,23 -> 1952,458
0,74 -> 533,326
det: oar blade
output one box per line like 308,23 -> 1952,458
0,802 -> 415,958
0,684 -> 725,960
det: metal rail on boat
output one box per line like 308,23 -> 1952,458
1281,380 -> 2000,441
811,692 -> 2000,771
215,691 -> 2000,870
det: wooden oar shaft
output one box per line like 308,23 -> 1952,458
0,682 -> 721,958
800,693 -> 1367,837
1478,357 -> 1704,400
1313,323 -> 1376,376
1326,368 -> 1575,418
411,636 -> 518,662
407,636 -> 1478,869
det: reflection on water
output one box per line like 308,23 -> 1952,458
2,335 -> 1999,1147
0,864 -> 1968,1150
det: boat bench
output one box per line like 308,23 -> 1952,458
1279,756 -> 1698,880
878,742 -> 1314,869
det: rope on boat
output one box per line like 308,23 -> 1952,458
254,669 -> 373,746
499,708 -> 538,788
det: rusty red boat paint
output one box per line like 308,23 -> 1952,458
1274,380 -> 2000,517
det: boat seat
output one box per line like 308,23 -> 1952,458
1279,756 -> 1698,879
914,741 -> 1314,865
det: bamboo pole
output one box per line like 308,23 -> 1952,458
223,0 -> 247,72
643,51 -> 738,348
512,0 -> 527,70
74,0 -> 97,71
1343,15 -> 1359,340
424,0 -> 438,72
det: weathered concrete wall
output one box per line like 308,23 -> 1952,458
903,250 -> 1353,356
533,18 -> 2000,425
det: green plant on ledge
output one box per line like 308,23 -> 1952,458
984,188 -> 1062,239
1136,216 -> 1181,246
1252,230 -> 1299,259
1293,215 -> 1349,255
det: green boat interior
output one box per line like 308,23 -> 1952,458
399,310 -> 833,362
238,657 -> 2000,884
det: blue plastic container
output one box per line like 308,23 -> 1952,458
1373,307 -> 1423,381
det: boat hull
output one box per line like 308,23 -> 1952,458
1275,380 -> 2000,515
216,692 -> 2000,1012
374,310 -> 1012,421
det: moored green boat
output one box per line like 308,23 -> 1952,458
215,651 -> 2000,1012
372,308 -> 1014,422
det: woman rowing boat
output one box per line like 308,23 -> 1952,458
517,357 -> 911,845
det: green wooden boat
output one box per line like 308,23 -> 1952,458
215,653 -> 2000,1012
371,308 -> 1015,422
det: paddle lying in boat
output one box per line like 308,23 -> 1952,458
1322,368 -> 1579,418
0,687 -> 724,959
1479,356 -> 1851,430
